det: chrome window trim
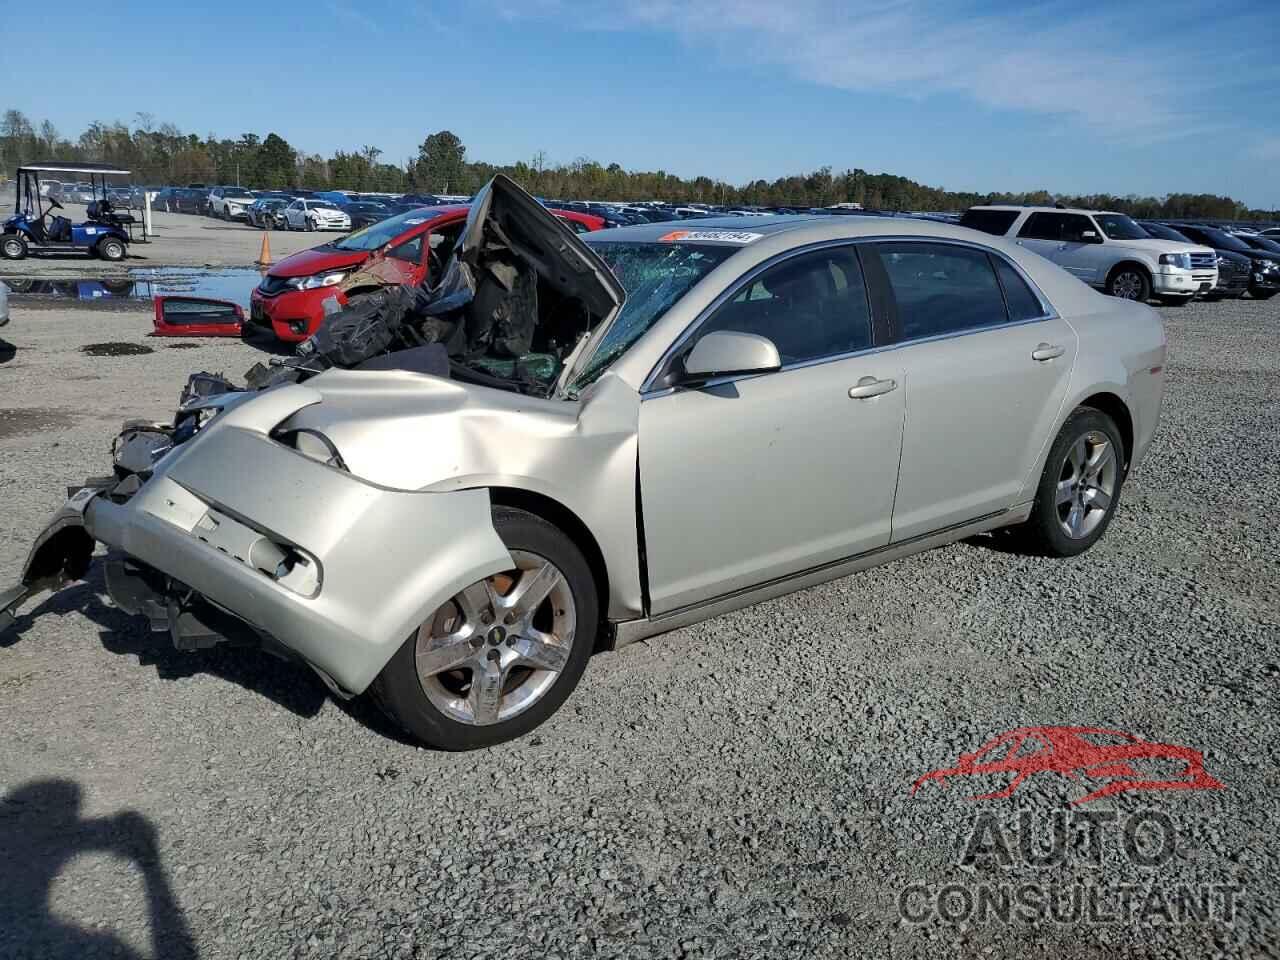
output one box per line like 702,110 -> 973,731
639,235 -> 1058,398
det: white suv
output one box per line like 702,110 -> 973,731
962,206 -> 1217,305
207,187 -> 256,221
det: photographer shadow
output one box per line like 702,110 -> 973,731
0,779 -> 197,959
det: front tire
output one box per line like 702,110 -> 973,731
371,507 -> 598,750
1,235 -> 28,260
1014,408 -> 1126,557
1106,266 -> 1150,302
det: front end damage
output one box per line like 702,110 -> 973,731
1,174 -> 638,697
1,383 -> 514,696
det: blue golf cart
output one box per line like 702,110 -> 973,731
2,162 -> 137,261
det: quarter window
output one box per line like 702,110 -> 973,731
993,257 -> 1045,322
876,242 -> 1008,340
698,246 -> 873,364
959,209 -> 1020,236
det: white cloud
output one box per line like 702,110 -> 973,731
495,0 -> 1268,144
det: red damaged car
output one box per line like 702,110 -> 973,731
250,205 -> 604,342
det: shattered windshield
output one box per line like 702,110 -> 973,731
567,242 -> 734,394
333,207 -> 443,251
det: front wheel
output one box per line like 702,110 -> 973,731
1106,267 -> 1150,302
1013,408 -> 1126,557
97,237 -> 126,261
371,507 -> 598,750
1,234 -> 28,260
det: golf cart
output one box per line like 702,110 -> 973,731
2,162 -> 136,261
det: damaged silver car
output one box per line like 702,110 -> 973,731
1,176 -> 1167,749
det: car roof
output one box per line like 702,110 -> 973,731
969,205 -> 1123,217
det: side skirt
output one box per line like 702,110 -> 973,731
610,503 -> 1032,649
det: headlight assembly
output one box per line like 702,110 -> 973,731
287,271 -> 346,290
1159,253 -> 1192,270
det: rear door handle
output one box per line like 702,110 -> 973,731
1032,343 -> 1065,361
848,376 -> 897,399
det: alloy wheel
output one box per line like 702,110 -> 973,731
1112,271 -> 1143,300
415,550 -> 577,725
1056,430 -> 1118,539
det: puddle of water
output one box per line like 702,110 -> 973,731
5,267 -> 262,308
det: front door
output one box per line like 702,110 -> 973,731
639,244 -> 905,614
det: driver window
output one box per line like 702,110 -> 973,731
697,246 -> 873,365
1062,215 -> 1095,242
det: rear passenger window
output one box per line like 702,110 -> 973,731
1018,212 -> 1066,241
700,246 -> 872,364
959,209 -> 1020,236
876,242 -> 1008,340
993,257 -> 1045,321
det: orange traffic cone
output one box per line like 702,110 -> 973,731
256,231 -> 272,267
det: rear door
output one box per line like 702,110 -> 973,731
1048,214 -> 1106,283
1015,212 -> 1069,264
867,241 -> 1077,541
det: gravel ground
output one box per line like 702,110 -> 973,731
0,295 -> 1277,959
0,200 -> 330,278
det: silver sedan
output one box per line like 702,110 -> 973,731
3,179 -> 1166,749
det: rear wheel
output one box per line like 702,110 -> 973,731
1013,408 -> 1126,557
1106,266 -> 1150,302
371,507 -> 597,750
96,237 -> 126,262
1,235 -> 28,260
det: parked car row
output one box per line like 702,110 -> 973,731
960,205 -> 1279,305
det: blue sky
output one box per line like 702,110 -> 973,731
3,0 -> 1279,207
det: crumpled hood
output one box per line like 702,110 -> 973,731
269,246 -> 367,278
272,367 -> 639,492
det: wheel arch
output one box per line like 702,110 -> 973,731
1077,391 -> 1134,468
487,486 -> 612,648
1105,259 -> 1152,290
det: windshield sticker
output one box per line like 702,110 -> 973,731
658,229 -> 763,244
404,218 -> 427,225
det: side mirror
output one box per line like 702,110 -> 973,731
681,330 -> 781,382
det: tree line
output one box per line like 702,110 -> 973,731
2,109 -> 1274,220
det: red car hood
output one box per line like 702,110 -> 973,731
268,245 -> 369,279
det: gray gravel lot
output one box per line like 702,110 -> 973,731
0,296 -> 1277,959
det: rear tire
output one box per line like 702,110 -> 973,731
370,507 -> 598,750
97,237 -> 126,262
1,235 -> 29,260
1012,408 -> 1126,558
1106,266 -> 1150,302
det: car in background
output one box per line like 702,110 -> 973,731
1168,223 -> 1280,300
1140,222 -> 1251,300
246,198 -> 290,229
344,201 -> 393,229
250,204 -> 603,342
1261,227 -> 1280,237
961,206 -> 1216,305
207,186 -> 256,220
282,199 -> 351,232
151,188 -> 207,214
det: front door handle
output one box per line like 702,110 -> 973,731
848,376 -> 898,399
1031,343 -> 1065,361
